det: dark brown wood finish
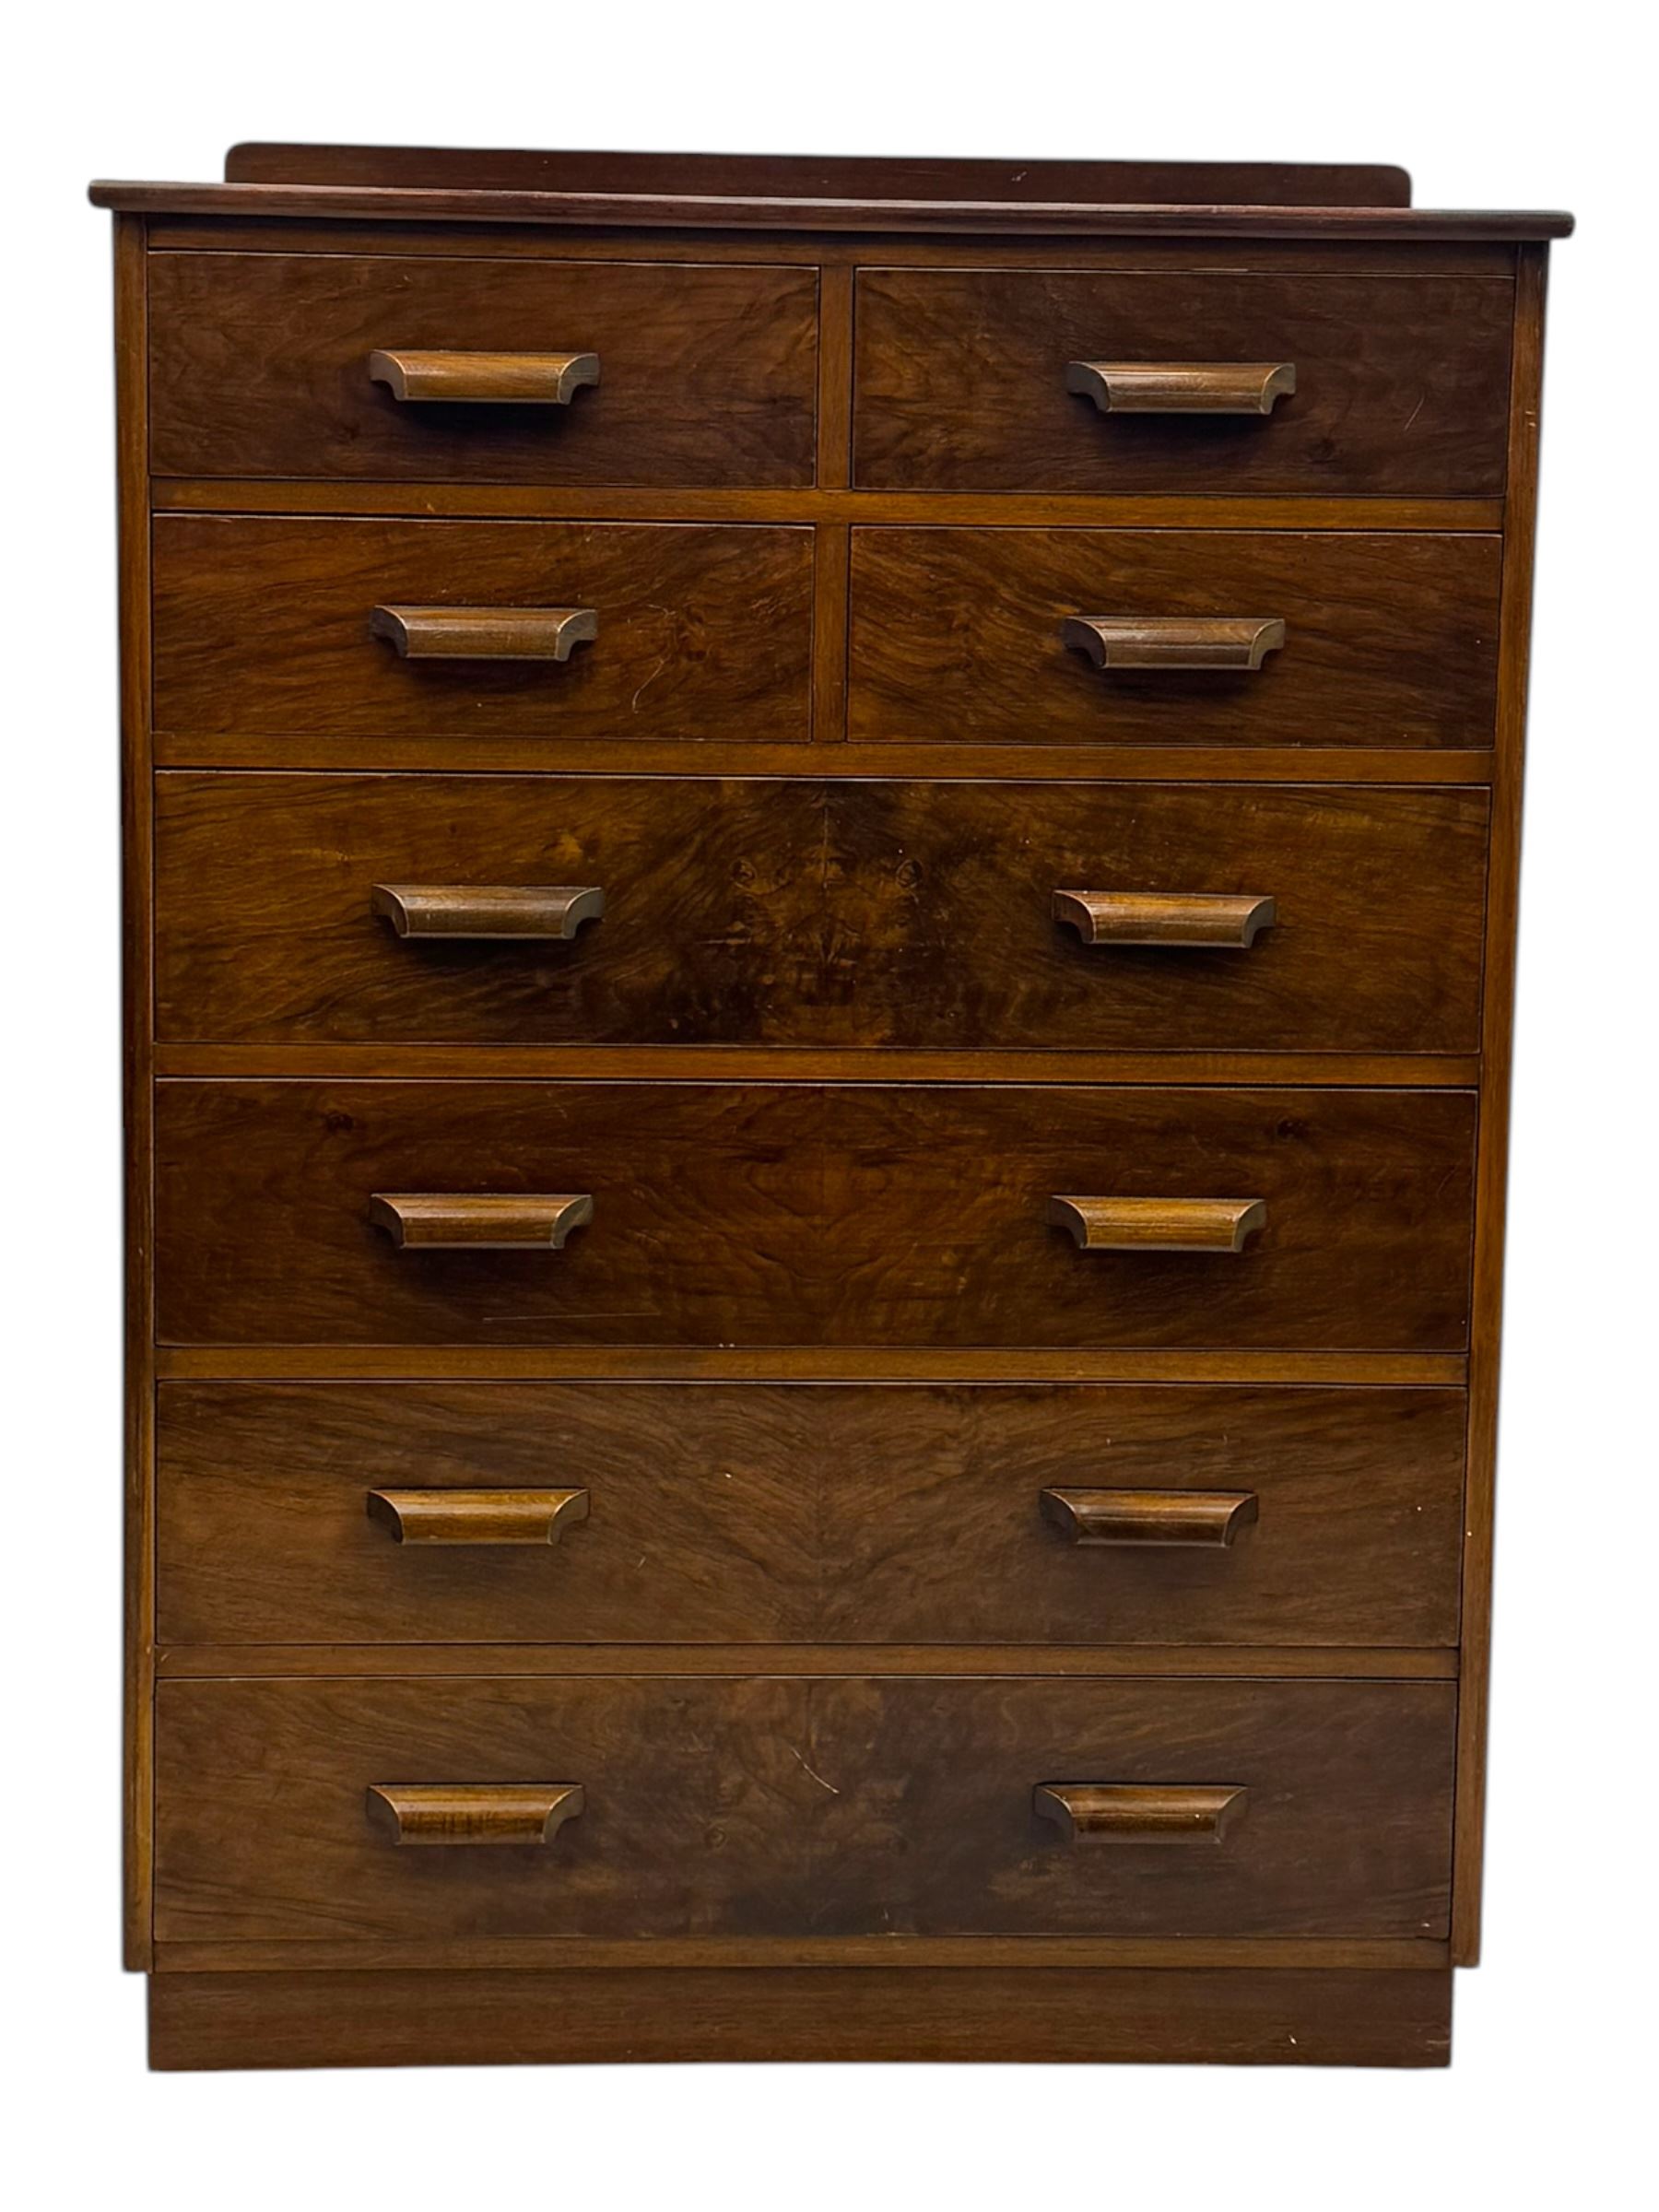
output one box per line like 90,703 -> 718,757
853,268 -> 1513,494
152,515 -> 814,745
148,1965 -> 1453,2068
152,1081 -> 1476,1350
98,147 -> 1563,2071
153,775 -> 1489,1052
155,1382 -> 1466,1648
154,1676 -> 1453,1942
147,253 -> 818,484
850,529 -> 1500,748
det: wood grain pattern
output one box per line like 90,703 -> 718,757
154,1382 -> 1467,1648
147,253 -> 818,484
368,604 -> 597,661
1033,1783 -> 1249,1841
1048,1195 -> 1267,1253
152,1081 -> 1477,1350
371,884 -> 605,940
364,1486 -> 590,1546
364,1783 -> 585,1846
1053,890 -> 1277,948
153,775 -> 1489,1053
152,516 -> 813,745
368,1192 -> 594,1250
854,268 -> 1513,494
153,1676 -> 1454,1942
367,348 -> 601,405
1065,360 -> 1297,415
849,529 -> 1500,748
147,1964 -> 1454,2069
1062,616 -> 1287,673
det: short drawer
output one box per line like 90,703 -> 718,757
853,266 -> 1512,494
154,1676 -> 1455,1941
153,1082 -> 1476,1349
148,253 -> 818,486
154,774 -> 1489,1053
152,516 -> 814,747
156,1382 -> 1467,1648
848,528 -> 1500,749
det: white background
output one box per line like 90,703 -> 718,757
4,4 -> 1651,2204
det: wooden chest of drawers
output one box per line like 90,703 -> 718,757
92,145 -> 1571,2070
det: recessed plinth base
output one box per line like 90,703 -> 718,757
148,1965 -> 1453,2069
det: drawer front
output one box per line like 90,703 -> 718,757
152,516 -> 814,747
155,774 -> 1489,1053
853,267 -> 1512,494
154,1082 -> 1476,1349
154,1677 -> 1454,1941
157,1382 -> 1467,1648
148,253 -> 818,485
849,529 -> 1500,749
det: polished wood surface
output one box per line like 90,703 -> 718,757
222,146 -> 1418,208
1032,1782 -> 1249,1841
368,348 -> 600,405
854,267 -> 1512,493
99,148 -> 1561,2069
364,1783 -> 585,1846
153,1081 -> 1476,1349
155,1382 -> 1466,1648
1048,1195 -> 1268,1253
1065,360 -> 1297,415
147,253 -> 818,484
368,604 -> 598,661
148,1964 -> 1454,2068
365,1486 -> 590,1547
154,1676 -> 1453,1941
850,528 -> 1500,748
154,775 -> 1488,1052
368,1192 -> 594,1251
152,515 -> 814,745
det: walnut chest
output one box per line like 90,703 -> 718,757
90,145 -> 1571,2069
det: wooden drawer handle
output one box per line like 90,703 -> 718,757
372,885 -> 606,940
366,1783 -> 585,1847
1053,891 -> 1276,948
1034,1783 -> 1249,1843
368,349 -> 601,405
1062,616 -> 1286,672
367,1488 -> 590,1546
1049,1196 -> 1266,1253
370,606 -> 597,662
1065,360 -> 1295,415
1041,1488 -> 1259,1547
370,1193 -> 594,1250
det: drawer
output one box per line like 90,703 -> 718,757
152,516 -> 814,747
148,253 -> 818,485
848,528 -> 1500,749
157,1382 -> 1467,1647
154,1082 -> 1476,1349
853,266 -> 1512,494
154,774 -> 1489,1053
154,1677 -> 1454,1941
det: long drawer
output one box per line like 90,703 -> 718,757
154,773 -> 1490,1053
151,516 -> 815,746
147,252 -> 820,485
853,266 -> 1512,494
154,1677 -> 1456,1942
156,1382 -> 1467,1648
153,1082 -> 1477,1349
848,528 -> 1500,748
